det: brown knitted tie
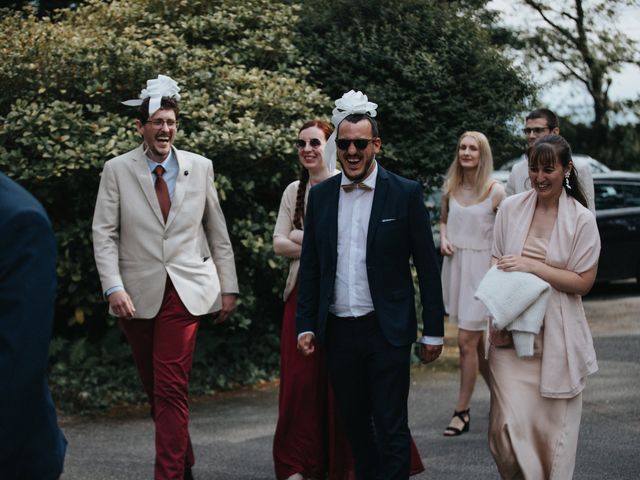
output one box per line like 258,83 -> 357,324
154,165 -> 171,222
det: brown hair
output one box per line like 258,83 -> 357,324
292,120 -> 333,229
136,97 -> 180,123
528,134 -> 588,208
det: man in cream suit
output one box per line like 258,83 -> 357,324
92,75 -> 238,480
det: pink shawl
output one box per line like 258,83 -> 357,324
493,189 -> 600,398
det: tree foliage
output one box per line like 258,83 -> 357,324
0,0 -> 532,411
0,0 -> 329,410
510,0 -> 640,144
296,0 -> 533,182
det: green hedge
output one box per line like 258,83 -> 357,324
0,0 -> 531,412
0,0 -> 329,411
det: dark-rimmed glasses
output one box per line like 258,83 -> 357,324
335,138 -> 374,150
295,138 -> 323,149
146,119 -> 178,129
522,127 -> 549,135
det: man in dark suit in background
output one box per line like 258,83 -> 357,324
0,171 -> 67,479
296,91 -> 444,480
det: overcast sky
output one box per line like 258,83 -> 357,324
487,0 -> 640,123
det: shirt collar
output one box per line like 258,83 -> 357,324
145,148 -> 175,173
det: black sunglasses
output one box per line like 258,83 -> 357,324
335,138 -> 374,150
295,138 -> 323,149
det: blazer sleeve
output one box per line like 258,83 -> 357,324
408,183 -> 445,337
202,161 -> 239,294
296,187 -> 320,335
0,208 -> 57,458
92,160 -> 123,293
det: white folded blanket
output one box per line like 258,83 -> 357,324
474,266 -> 551,358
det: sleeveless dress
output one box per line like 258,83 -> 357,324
441,187 -> 499,331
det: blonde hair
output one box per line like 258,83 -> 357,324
442,131 -> 494,198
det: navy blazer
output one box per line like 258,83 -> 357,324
296,165 -> 444,347
0,172 -> 66,479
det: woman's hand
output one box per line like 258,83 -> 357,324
489,326 -> 513,347
440,235 -> 455,256
496,255 -> 539,274
288,229 -> 304,245
497,255 -> 598,296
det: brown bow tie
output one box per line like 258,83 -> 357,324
342,182 -> 373,193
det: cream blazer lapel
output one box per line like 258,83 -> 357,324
165,149 -> 192,230
131,146 -> 166,226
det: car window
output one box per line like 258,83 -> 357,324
594,182 -> 640,210
594,184 -> 621,210
620,183 -> 640,207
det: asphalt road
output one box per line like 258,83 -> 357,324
59,282 -> 640,479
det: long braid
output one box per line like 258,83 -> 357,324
293,168 -> 309,230
529,135 -> 589,209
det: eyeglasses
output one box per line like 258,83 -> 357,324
335,138 -> 374,150
146,119 -> 178,128
295,138 -> 323,149
522,127 -> 549,135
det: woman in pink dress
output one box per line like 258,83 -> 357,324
439,131 -> 504,436
272,120 -> 425,479
488,135 -> 599,478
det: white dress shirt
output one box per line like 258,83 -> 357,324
330,164 -> 378,317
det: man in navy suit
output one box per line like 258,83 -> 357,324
0,171 -> 67,479
296,91 -> 444,480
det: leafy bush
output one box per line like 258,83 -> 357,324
296,0 -> 533,190
0,0 -> 532,412
0,0 -> 329,411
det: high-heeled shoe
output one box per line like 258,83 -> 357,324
443,408 -> 470,436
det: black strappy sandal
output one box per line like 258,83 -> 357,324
443,408 -> 470,436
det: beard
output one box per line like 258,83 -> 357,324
342,155 -> 375,183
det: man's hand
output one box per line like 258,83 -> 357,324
420,343 -> 443,364
297,333 -> 315,356
214,294 -> 237,324
108,290 -> 136,318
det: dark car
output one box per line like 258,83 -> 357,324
593,172 -> 640,283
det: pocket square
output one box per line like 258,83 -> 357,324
381,218 -> 396,223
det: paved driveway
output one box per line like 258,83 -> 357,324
60,282 -> 640,479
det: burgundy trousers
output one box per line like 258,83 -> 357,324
119,278 -> 199,480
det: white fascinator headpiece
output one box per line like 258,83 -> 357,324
122,74 -> 181,117
324,90 -> 378,173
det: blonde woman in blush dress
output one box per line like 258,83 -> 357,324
440,131 -> 504,436
489,135 -> 600,478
